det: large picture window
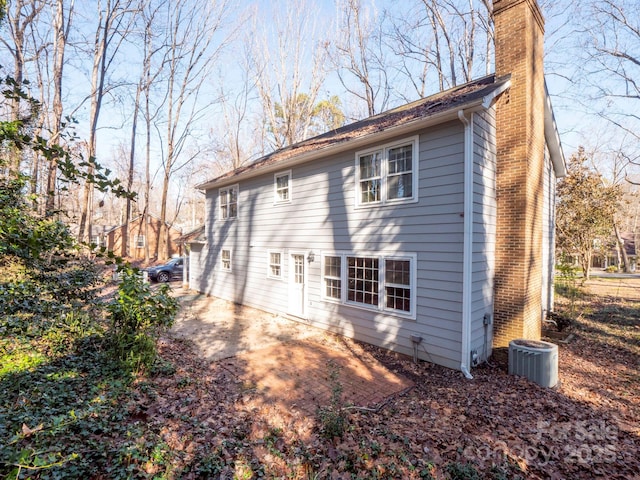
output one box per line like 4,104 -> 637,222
355,137 -> 418,207
347,256 -> 379,306
322,252 -> 416,317
219,185 -> 238,219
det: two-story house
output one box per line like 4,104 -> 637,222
190,0 -> 566,376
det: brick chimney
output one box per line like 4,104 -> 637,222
492,0 -> 547,346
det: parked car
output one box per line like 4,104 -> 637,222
146,257 -> 185,283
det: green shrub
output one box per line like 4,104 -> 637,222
107,266 -> 179,372
317,360 -> 348,439
445,461 -> 481,480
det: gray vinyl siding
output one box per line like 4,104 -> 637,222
469,109 -> 497,364
197,120 -> 471,370
188,243 -> 205,288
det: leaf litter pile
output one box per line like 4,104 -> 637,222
119,278 -> 639,479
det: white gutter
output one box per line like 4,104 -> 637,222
544,81 -> 566,177
458,109 -> 474,380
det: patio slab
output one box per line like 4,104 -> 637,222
170,292 -> 413,413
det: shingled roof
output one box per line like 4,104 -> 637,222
198,74 -> 511,190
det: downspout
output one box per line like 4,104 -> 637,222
458,109 -> 474,380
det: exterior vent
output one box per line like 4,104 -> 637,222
508,339 -> 558,387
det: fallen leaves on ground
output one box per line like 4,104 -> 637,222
122,281 -> 639,479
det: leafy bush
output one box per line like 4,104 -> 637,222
0,75 -> 178,478
605,265 -> 619,273
317,360 -> 349,439
107,266 -> 179,372
445,461 -> 481,480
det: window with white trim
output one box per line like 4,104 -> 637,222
355,137 -> 418,206
219,185 -> 238,219
347,256 -> 379,306
322,253 -> 416,317
384,258 -> 412,312
323,255 -> 342,300
268,251 -> 282,278
274,171 -> 291,203
135,235 -> 145,248
221,249 -> 232,271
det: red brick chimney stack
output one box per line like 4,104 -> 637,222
492,0 -> 547,346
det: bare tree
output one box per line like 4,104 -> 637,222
581,1 -> 640,145
386,0 -> 492,99
327,0 -> 390,117
249,0 -> 327,150
77,0 -> 138,242
1,0 -> 46,175
587,136 -> 640,272
155,0 -> 232,259
213,63 -> 256,172
121,0 -> 169,258
44,0 -> 73,214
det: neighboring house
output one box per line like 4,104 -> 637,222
105,215 -> 183,260
176,225 -> 206,249
591,233 -> 638,271
88,225 -> 112,249
191,0 -> 566,375
618,233 -> 637,271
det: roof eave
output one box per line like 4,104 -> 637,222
544,82 -> 567,178
197,96 -> 495,191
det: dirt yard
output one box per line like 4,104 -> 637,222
142,277 -> 640,479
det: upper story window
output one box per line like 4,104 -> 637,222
355,136 -> 418,207
135,235 -> 145,248
219,184 -> 238,219
274,171 -> 291,204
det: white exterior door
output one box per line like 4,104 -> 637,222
289,253 -> 306,318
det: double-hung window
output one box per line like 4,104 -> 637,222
384,258 -> 412,312
359,152 -> 381,203
274,171 -> 291,203
268,251 -> 282,279
356,136 -> 418,207
219,185 -> 238,219
323,255 -> 342,300
221,249 -> 232,271
135,235 -> 145,248
322,252 -> 416,317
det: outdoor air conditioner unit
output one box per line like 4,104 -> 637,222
508,339 -> 558,388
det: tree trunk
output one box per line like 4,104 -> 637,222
614,222 -> 631,272
581,249 -> 592,282
45,0 -> 68,215
123,78 -> 142,258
